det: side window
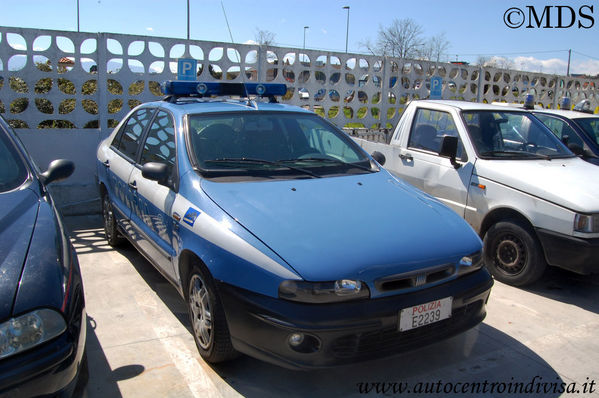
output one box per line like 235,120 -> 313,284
140,111 -> 176,167
535,114 -> 584,148
112,108 -> 154,160
409,109 -> 465,160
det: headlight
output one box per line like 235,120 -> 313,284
574,213 -> 599,233
279,279 -> 370,303
457,251 -> 483,276
0,309 -> 67,360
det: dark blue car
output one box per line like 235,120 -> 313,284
0,115 -> 86,397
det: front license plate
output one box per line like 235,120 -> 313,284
399,297 -> 452,332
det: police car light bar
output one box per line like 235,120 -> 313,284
161,81 -> 287,98
523,94 -> 535,110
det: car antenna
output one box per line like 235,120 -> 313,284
220,0 -> 254,107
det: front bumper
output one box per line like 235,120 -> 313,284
537,228 -> 599,274
218,268 -> 493,370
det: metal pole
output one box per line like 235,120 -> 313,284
187,0 -> 190,40
566,49 -> 571,77
343,6 -> 350,53
77,0 -> 80,32
303,26 -> 309,50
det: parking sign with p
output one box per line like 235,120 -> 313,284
177,58 -> 197,81
430,76 -> 443,100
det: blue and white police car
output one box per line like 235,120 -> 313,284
96,81 -> 493,369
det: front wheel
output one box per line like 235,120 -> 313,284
186,264 -> 237,363
102,194 -> 123,247
483,220 -> 546,286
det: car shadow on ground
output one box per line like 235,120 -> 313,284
523,267 -> 599,314
79,317 -> 144,398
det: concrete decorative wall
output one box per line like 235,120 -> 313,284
1,26 -> 597,213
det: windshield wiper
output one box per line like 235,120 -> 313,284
480,151 -> 551,160
281,157 -> 375,172
204,158 -> 322,178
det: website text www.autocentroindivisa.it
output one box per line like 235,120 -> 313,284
357,376 -> 596,395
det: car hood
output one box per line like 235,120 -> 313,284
0,188 -> 40,321
201,171 -> 481,282
474,157 -> 599,212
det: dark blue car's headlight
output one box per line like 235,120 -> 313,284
279,279 -> 370,303
0,309 -> 67,359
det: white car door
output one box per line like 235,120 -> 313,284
395,107 -> 474,217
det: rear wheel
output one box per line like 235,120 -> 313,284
102,194 -> 123,247
186,264 -> 237,363
483,220 -> 546,286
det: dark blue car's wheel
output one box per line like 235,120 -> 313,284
186,264 -> 237,363
102,194 -> 123,247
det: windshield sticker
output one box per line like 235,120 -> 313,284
183,208 -> 201,227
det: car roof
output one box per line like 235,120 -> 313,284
532,108 -> 599,120
413,99 -> 527,112
140,98 -> 314,118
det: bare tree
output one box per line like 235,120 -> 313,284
374,18 -> 424,58
478,56 -> 514,70
421,33 -> 450,63
475,56 -> 490,67
254,29 -> 276,46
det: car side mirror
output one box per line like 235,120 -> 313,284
142,162 -> 171,187
439,136 -> 459,168
40,159 -> 75,185
567,143 -> 584,157
371,151 -> 386,166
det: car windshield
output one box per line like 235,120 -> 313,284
188,111 -> 374,178
0,128 -> 28,192
574,117 -> 599,147
462,110 -> 573,159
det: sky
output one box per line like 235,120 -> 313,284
1,0 -> 598,76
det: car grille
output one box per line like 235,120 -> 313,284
375,264 -> 455,292
329,300 -> 483,359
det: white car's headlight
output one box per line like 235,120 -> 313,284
574,213 -> 599,233
0,309 -> 67,360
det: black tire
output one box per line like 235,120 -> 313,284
186,263 -> 237,363
483,220 -> 546,286
102,193 -> 123,247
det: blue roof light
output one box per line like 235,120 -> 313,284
560,97 -> 572,110
523,93 -> 535,110
161,81 -> 287,98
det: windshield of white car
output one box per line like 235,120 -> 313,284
574,117 -> 599,147
0,130 -> 28,192
462,110 -> 574,160
188,112 -> 374,177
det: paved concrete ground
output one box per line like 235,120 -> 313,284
67,215 -> 599,398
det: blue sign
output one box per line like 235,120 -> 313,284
177,58 -> 197,81
430,76 -> 443,99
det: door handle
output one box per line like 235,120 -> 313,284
399,153 -> 413,161
128,181 -> 137,190
103,160 -> 110,168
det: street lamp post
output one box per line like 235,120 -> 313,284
303,26 -> 309,50
343,6 -> 350,53
76,0 -> 80,32
187,0 -> 190,40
